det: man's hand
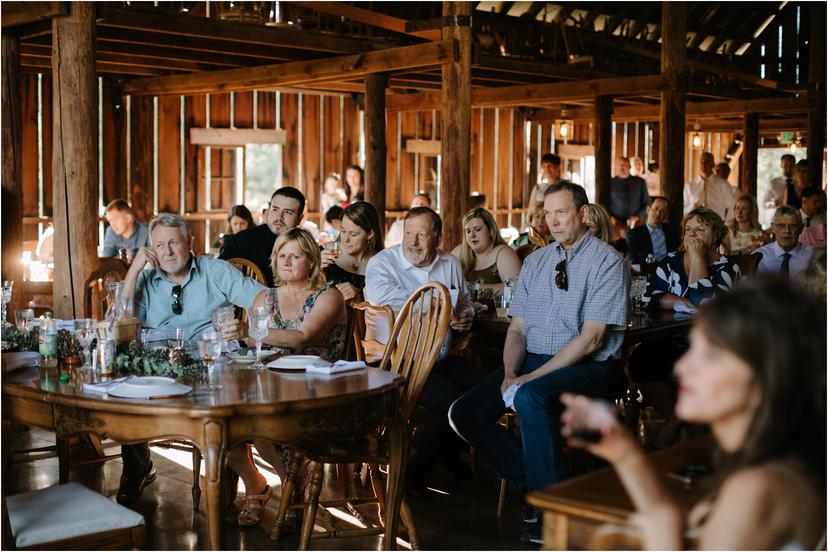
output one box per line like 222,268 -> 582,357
450,309 -> 473,332
218,318 -> 246,342
500,371 -> 519,393
132,247 -> 158,271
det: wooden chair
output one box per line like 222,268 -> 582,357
350,301 -> 394,364
226,257 -> 266,284
727,252 -> 763,277
2,483 -> 145,550
270,282 -> 453,550
83,258 -> 129,319
515,243 -> 539,262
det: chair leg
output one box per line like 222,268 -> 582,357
496,477 -> 508,516
299,461 -> 325,550
400,497 -> 420,550
469,446 -> 480,481
369,464 -> 386,526
192,447 -> 202,510
57,437 -> 70,483
270,449 -> 303,541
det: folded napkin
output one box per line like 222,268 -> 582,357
673,301 -> 698,314
501,383 -> 521,410
1,352 -> 40,373
306,360 -> 367,375
82,376 -> 131,395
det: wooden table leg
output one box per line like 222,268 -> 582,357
541,511 -> 569,550
383,417 -> 407,551
201,420 -> 226,551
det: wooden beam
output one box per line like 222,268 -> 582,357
1,1 -> 67,29
123,40 -> 455,96
440,1 -> 472,250
189,128 -> 286,146
659,1 -> 687,223
405,139 -> 442,155
364,73 -> 387,227
475,53 -> 615,80
472,74 -> 668,107
807,1 -> 826,188
1,29 -> 25,293
741,113 -> 759,196
288,1 -> 442,41
52,2 -> 98,319
558,144 -> 597,159
386,91 -> 441,111
594,96 -> 613,209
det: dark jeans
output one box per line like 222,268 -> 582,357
448,353 -> 609,491
409,355 -> 489,480
121,443 -> 151,477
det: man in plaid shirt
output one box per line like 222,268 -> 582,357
449,182 -> 630,543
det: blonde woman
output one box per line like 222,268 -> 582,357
514,203 -> 551,248
586,203 -> 615,245
223,227 -> 347,526
450,208 -> 521,298
723,195 -> 766,255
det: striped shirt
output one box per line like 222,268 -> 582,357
134,256 -> 266,342
509,231 -> 630,360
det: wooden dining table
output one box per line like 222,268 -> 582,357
1,360 -> 406,550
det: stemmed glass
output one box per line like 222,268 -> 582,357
323,240 -> 341,258
198,330 -> 223,391
15,309 -> 35,333
247,306 -> 270,369
2,281 -> 14,329
212,305 -> 235,352
73,318 -> 96,370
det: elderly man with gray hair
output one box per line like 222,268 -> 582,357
755,206 -> 814,280
117,213 -> 265,505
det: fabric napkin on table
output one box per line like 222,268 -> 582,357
673,301 -> 698,314
306,360 -> 367,375
82,376 -> 131,395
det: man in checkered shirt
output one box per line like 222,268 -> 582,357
449,182 -> 629,543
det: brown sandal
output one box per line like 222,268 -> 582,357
237,484 -> 273,526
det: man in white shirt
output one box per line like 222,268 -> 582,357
762,154 -> 796,226
365,207 -> 479,496
529,153 -> 563,204
755,206 -> 814,280
684,152 -> 738,221
384,192 -> 431,248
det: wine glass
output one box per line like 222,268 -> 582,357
73,318 -> 96,370
198,330 -> 223,391
15,309 -> 35,333
247,306 -> 270,369
324,240 -> 341,258
2,281 -> 13,329
212,305 -> 235,352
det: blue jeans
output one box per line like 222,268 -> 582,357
448,353 -> 609,491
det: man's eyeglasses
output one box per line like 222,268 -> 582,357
771,223 -> 801,231
171,285 -> 183,315
555,259 -> 568,291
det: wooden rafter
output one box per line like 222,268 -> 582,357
1,1 -> 67,28
286,1 -> 441,41
123,40 -> 456,96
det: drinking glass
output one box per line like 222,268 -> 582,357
2,281 -> 13,329
168,328 -> 187,350
212,305 -> 235,351
15,309 -> 35,333
247,306 -> 270,369
323,240 -> 341,258
140,329 -> 153,349
198,331 -> 223,391
73,318 -> 96,370
630,276 -> 648,312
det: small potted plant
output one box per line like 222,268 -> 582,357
57,329 -> 82,365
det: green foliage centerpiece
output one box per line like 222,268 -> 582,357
115,340 -> 205,381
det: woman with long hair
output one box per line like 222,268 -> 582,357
723,195 -> 766,255
514,203 -> 551,248
561,278 -> 825,549
450,207 -> 521,299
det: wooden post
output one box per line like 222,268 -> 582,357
525,119 -> 538,210
807,1 -> 826,187
741,113 -> 759,196
52,2 -> 98,319
440,1 -> 472,249
658,1 -> 687,224
1,30 -> 24,304
594,95 -> 613,209
364,72 -> 387,227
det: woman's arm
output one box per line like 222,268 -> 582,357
261,288 -> 346,349
495,245 -> 522,280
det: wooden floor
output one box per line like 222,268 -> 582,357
6,427 -> 537,550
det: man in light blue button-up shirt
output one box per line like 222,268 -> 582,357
117,213 -> 266,505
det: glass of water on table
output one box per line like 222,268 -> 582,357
212,305 -> 235,352
198,330 -> 223,391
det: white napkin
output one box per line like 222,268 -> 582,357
502,383 -> 521,410
82,376 -> 131,395
673,301 -> 698,314
1,352 -> 39,373
306,360 -> 367,375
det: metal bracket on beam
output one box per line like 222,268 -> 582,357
406,15 -> 472,33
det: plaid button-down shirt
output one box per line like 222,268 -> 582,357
509,231 -> 630,360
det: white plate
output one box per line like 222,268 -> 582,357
267,355 -> 331,371
107,376 -> 192,399
229,349 -> 278,363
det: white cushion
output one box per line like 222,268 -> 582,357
6,482 -> 145,548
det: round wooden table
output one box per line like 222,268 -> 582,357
2,361 -> 406,550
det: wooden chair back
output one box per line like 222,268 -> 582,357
350,301 -> 395,363
83,258 -> 129,320
377,282 -> 451,421
226,257 -> 266,284
515,243 -> 538,261
728,252 -> 762,277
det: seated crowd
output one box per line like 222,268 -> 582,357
98,151 -> 825,548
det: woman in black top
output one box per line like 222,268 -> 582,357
321,201 -> 383,302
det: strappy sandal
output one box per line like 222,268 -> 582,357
237,484 -> 273,526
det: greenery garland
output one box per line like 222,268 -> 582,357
1,327 -> 81,358
115,340 -> 206,381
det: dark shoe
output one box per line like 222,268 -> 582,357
521,504 -> 539,524
117,463 -> 157,504
520,524 -> 543,545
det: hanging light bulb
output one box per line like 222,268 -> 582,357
556,107 -> 572,140
692,122 -> 702,148
560,121 -> 570,137
790,140 -> 797,153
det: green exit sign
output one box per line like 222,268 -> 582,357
781,131 -> 795,141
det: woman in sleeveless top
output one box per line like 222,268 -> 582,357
722,195 -> 767,255
226,228 -> 347,526
561,279 -> 825,549
450,207 -> 521,302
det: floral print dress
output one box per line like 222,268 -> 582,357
264,286 -> 346,362
643,251 -> 741,309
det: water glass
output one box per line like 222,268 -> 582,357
323,240 -> 341,258
73,318 -> 96,369
168,327 -> 187,350
140,329 -> 153,349
212,305 -> 235,350
198,330 -> 223,391
15,309 -> 35,333
2,280 -> 13,328
630,276 -> 648,312
247,306 -> 270,369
